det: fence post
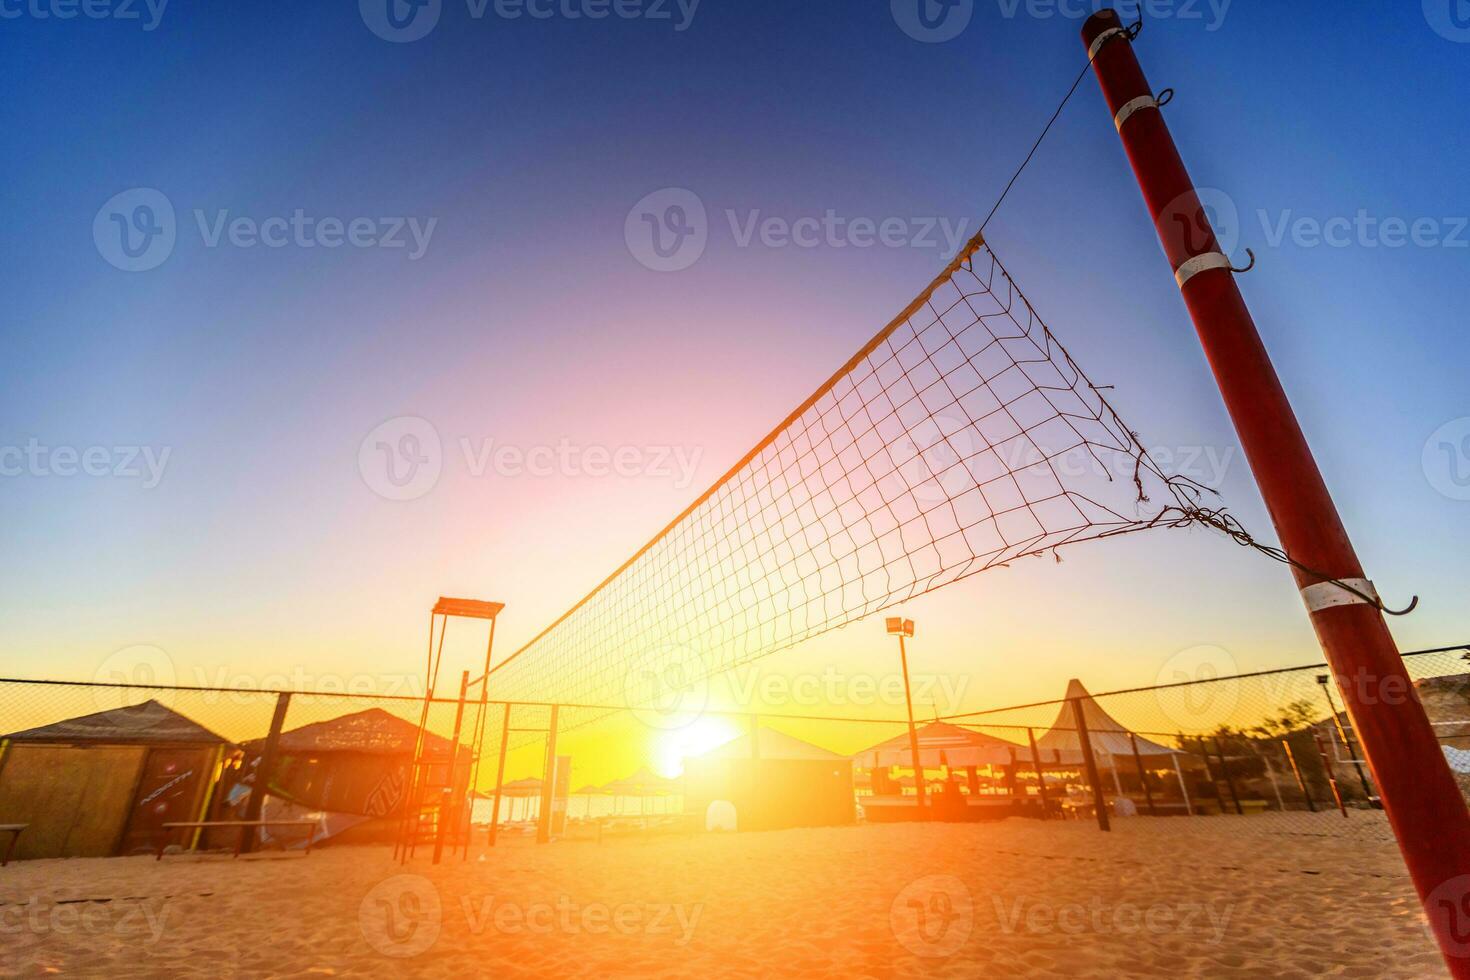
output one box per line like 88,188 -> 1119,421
537,705 -> 560,844
433,671 -> 470,864
1129,732 -> 1157,816
1314,729 -> 1349,818
1281,737 -> 1317,813
1026,727 -> 1050,818
1213,737 -> 1244,815
242,691 -> 291,855
1193,736 -> 1219,810
1319,676 -> 1376,803
1071,698 -> 1110,832
1259,749 -> 1286,812
489,704 -> 511,846
1170,742 -> 1193,816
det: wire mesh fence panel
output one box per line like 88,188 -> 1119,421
926,649 -> 1470,845
0,679 -> 288,746
0,644 -> 1464,861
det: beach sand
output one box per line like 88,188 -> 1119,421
0,813 -> 1446,978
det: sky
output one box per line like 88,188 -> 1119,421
2,1 -> 1468,777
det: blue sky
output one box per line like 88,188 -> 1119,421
1,1 -> 1466,711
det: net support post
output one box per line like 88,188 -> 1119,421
1081,10 -> 1470,969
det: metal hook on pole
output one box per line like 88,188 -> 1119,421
1126,8 -> 1144,39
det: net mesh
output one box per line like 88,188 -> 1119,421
489,239 -> 1192,717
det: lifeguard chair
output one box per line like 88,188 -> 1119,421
395,596 -> 504,864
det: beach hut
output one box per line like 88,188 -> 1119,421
0,700 -> 228,860
222,707 -> 462,845
851,721 -> 1025,821
681,727 -> 854,832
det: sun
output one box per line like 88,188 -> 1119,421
652,716 -> 740,778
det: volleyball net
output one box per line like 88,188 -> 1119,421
486,237 -> 1198,718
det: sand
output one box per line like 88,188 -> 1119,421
0,814 -> 1447,978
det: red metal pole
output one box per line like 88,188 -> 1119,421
1081,10 -> 1470,971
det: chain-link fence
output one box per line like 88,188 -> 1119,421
0,643 -> 1465,862
935,644 -> 1470,843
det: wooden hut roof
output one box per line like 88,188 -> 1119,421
4,699 -> 226,746
259,708 -> 454,756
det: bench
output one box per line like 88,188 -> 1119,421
156,820 -> 319,860
0,824 -> 26,866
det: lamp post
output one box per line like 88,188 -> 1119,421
886,616 -> 927,817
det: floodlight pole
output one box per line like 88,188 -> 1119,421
1082,11 -> 1470,971
888,618 -> 928,817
